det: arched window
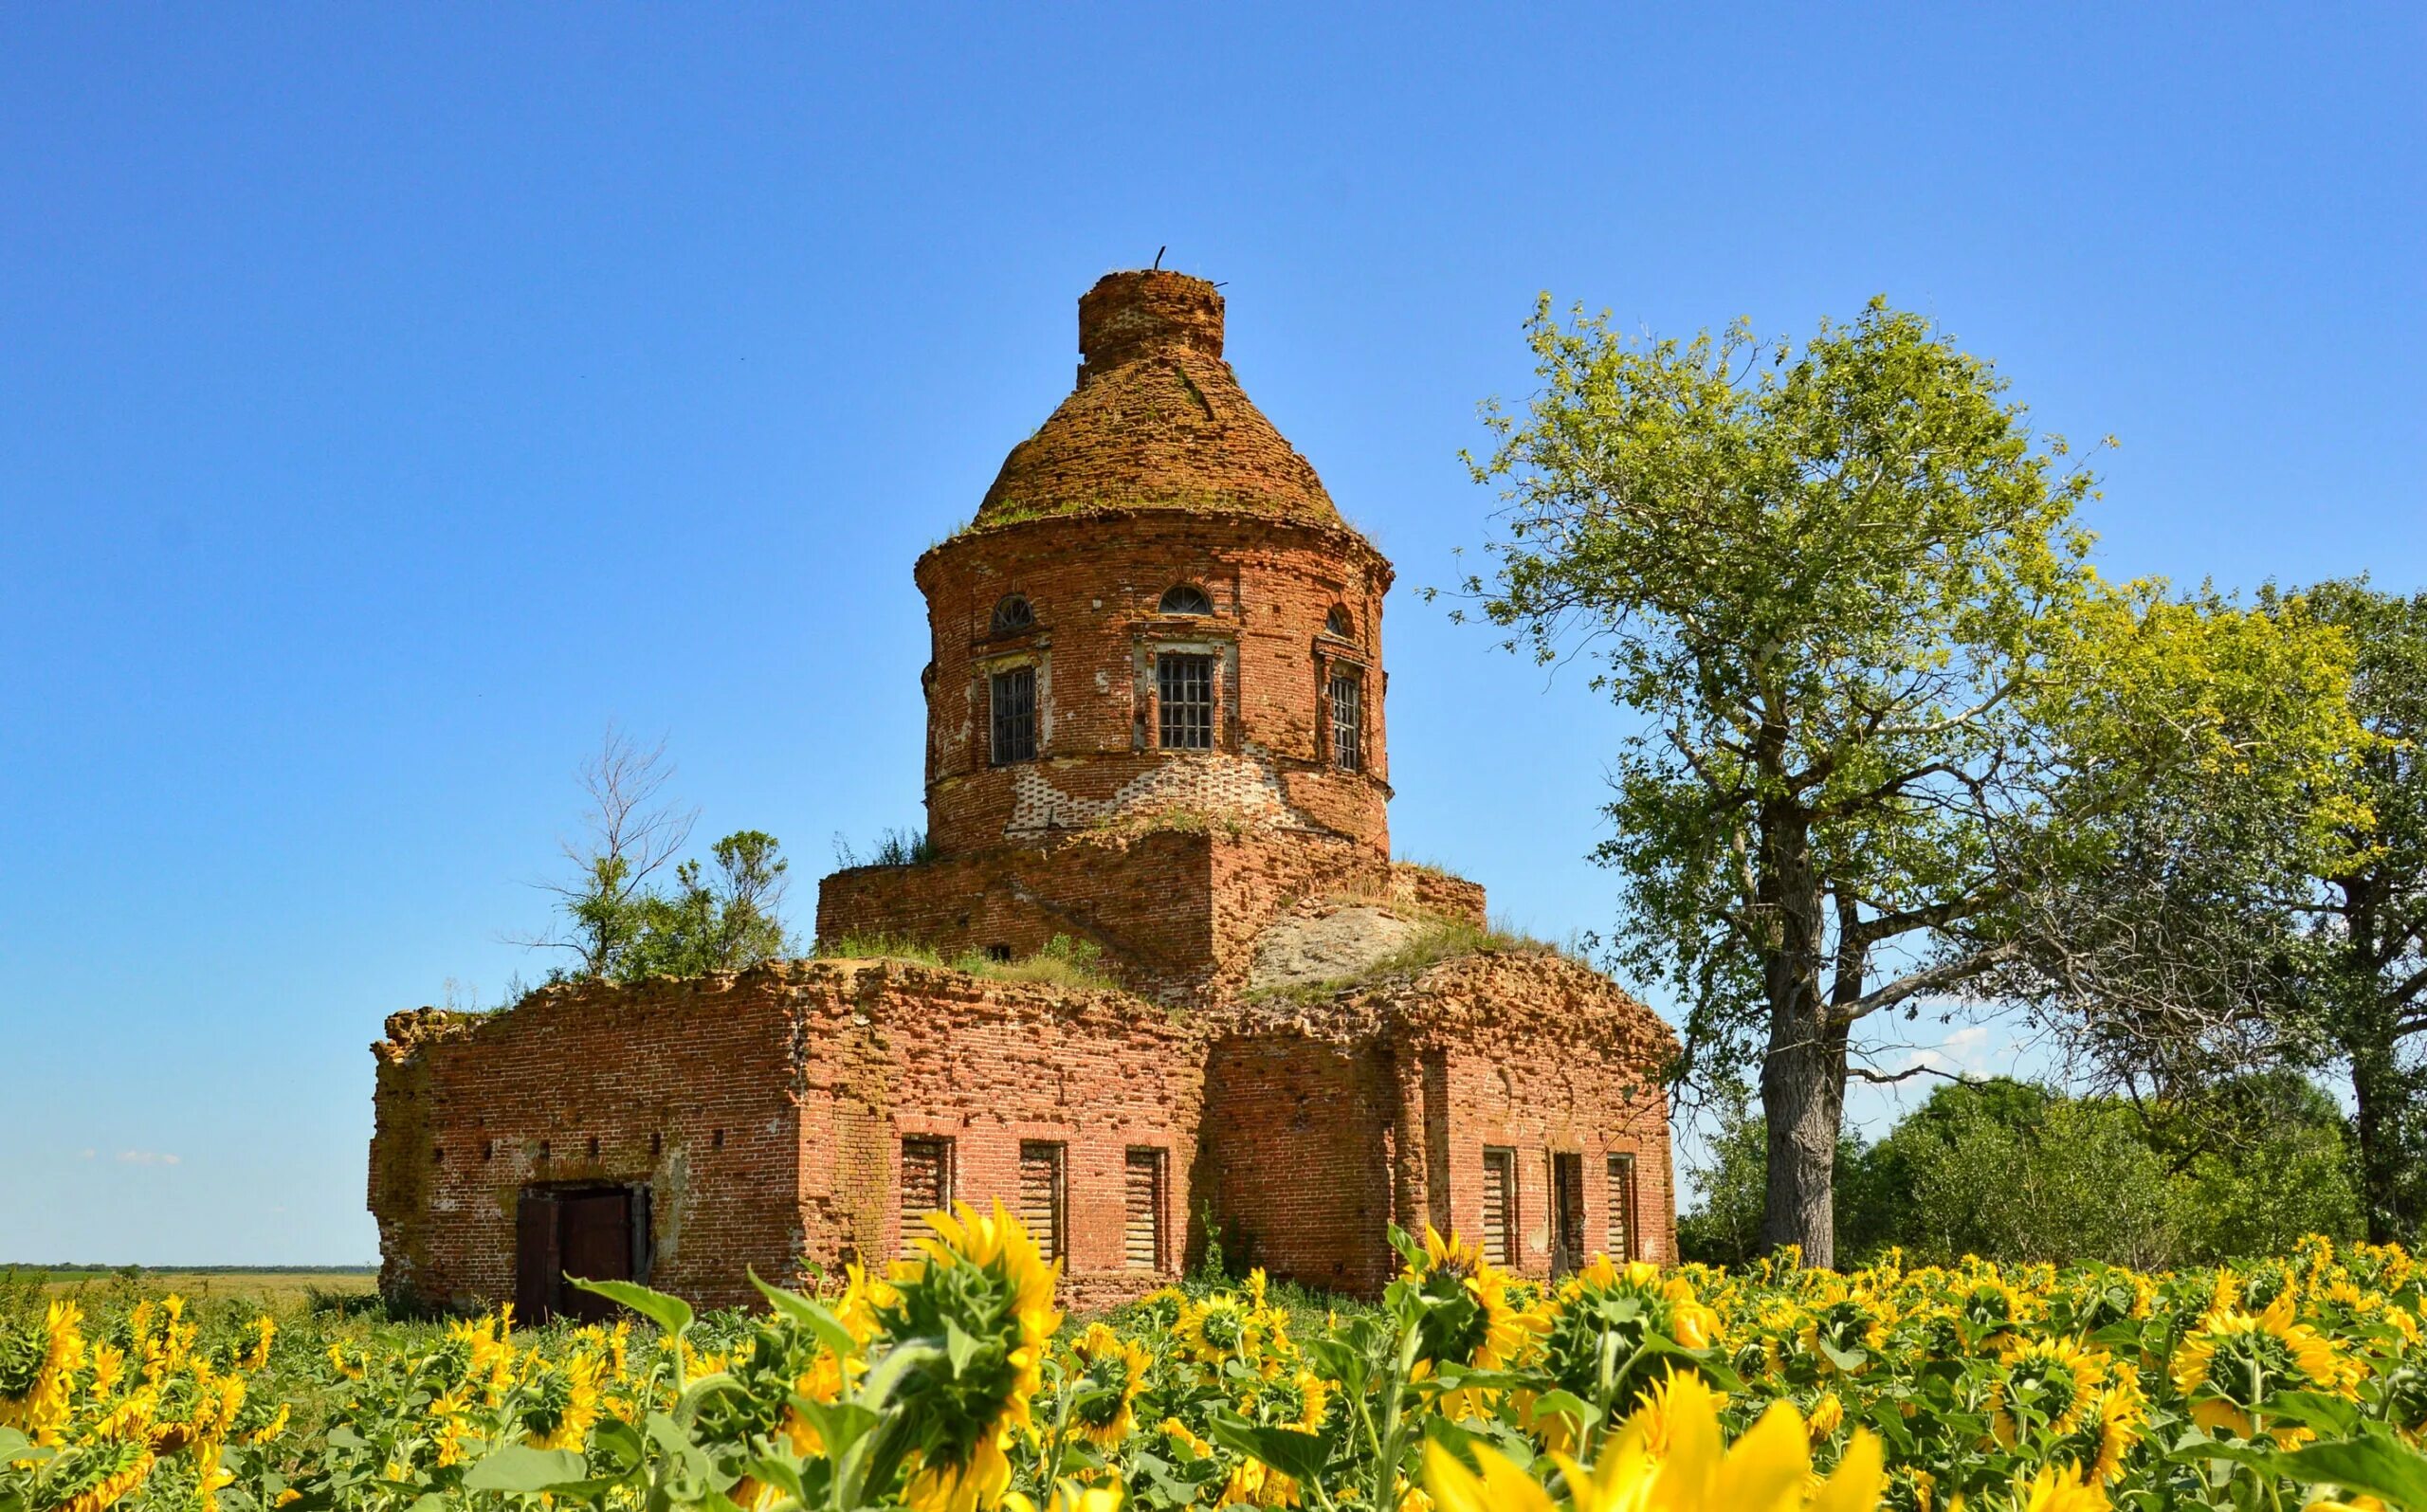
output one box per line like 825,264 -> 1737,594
991,594 -> 1035,635
1159,584 -> 1214,616
1324,605 -> 1354,638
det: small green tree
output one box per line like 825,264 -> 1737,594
522,730 -> 796,985
1460,297 -> 2363,1264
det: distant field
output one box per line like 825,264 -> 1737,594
8,1266 -> 378,1305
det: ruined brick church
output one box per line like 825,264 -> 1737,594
369,270 -> 1678,1317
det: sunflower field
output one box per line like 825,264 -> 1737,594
17,1213 -> 2427,1512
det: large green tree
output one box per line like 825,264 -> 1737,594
2304,582 -> 2427,1240
1999,582 -> 2425,1242
1462,297 -> 2360,1265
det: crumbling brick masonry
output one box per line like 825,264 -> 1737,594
370,269 -> 1678,1315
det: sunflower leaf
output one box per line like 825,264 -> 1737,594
944,1318 -> 979,1377
461,1445 -> 590,1493
573,1278 -> 693,1339
2275,1429 -> 2427,1511
748,1269 -> 860,1362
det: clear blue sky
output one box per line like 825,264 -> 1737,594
3,5 -> 2419,1264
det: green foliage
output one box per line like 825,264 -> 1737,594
1684,1076 -> 2364,1268
557,829 -> 796,985
834,828 -> 938,868
1458,295 -> 2365,1263
523,729 -> 798,988
813,933 -> 1120,993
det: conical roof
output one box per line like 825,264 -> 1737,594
972,270 -> 1341,529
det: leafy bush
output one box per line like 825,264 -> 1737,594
1683,1077 -> 2365,1268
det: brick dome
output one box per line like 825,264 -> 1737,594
972,270 -> 1341,529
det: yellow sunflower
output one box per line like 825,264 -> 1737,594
1402,1228 -> 1544,1416
882,1199 -> 1062,1512
1067,1322 -> 1151,1449
1992,1338 -> 2108,1447
1426,1370 -> 1885,1512
1176,1293 -> 1267,1371
2172,1291 -> 2360,1441
523,1349 -> 606,1450
0,1300 -> 84,1442
1617,1368 -> 1733,1459
2006,1462 -> 2108,1512
35,1434 -> 155,1512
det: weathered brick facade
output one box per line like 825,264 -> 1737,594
370,270 -> 1678,1314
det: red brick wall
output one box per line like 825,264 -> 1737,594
368,975 -> 805,1312
794,962 -> 1207,1313
1200,952 -> 1681,1285
1198,1031 -> 1399,1295
814,829 -> 1392,1002
913,509 -> 1393,860
371,961 -> 1211,1313
815,832 -> 1219,998
1390,955 -> 1680,1272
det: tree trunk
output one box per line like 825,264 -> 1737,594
2347,1010 -> 2405,1246
2340,876 -> 2408,1246
1760,1004 -> 1848,1266
1753,802 -> 1845,1266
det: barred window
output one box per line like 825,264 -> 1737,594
1160,584 -> 1214,616
1329,670 -> 1361,772
990,666 -> 1037,764
1158,653 -> 1214,750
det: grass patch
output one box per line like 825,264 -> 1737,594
814,932 -> 1122,993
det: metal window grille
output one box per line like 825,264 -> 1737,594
1123,1148 -> 1164,1270
991,666 -> 1036,763
1019,1141 -> 1067,1262
1157,653 -> 1214,750
991,595 -> 1035,634
1481,1147 -> 1517,1267
1325,605 -> 1353,637
1606,1152 -> 1635,1263
1329,672 -> 1361,772
1160,584 -> 1214,615
900,1138 -> 953,1256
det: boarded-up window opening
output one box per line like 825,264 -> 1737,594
900,1137 -> 954,1256
990,666 -> 1037,764
1551,1152 -> 1585,1277
1481,1147 -> 1517,1268
1607,1152 -> 1637,1263
1157,653 -> 1214,750
1019,1141 -> 1067,1262
1123,1148 -> 1164,1270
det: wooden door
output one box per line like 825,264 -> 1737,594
557,1190 -> 634,1323
515,1191 -> 560,1321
